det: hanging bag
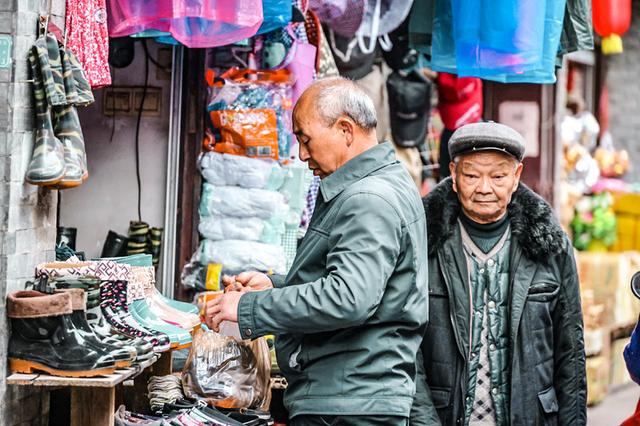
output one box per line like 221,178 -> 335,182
273,25 -> 316,104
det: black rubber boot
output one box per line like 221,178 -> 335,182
7,290 -> 117,377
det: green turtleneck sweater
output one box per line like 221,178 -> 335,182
459,212 -> 510,253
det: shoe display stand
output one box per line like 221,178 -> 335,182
7,350 -> 174,426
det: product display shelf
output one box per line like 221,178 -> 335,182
7,350 -> 174,426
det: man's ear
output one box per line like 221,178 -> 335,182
337,117 -> 355,146
512,162 -> 524,192
449,161 -> 458,193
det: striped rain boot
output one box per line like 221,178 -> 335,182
127,221 -> 150,256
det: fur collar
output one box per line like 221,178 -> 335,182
424,177 -> 567,262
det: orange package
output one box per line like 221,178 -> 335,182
209,108 -> 279,161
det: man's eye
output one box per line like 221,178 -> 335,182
465,174 -> 478,179
493,175 -> 505,180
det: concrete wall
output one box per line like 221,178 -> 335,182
606,0 -> 640,182
59,41 -> 171,259
0,0 -> 63,424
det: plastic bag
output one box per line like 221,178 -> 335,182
206,69 -> 294,162
198,215 -> 285,245
107,0 -> 263,48
199,240 -> 287,274
199,183 -> 288,219
182,329 -> 271,410
199,152 -> 286,190
257,0 -> 293,35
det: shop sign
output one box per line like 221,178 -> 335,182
498,101 -> 540,158
0,36 -> 11,69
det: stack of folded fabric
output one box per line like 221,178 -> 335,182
148,374 -> 185,413
115,403 -> 273,425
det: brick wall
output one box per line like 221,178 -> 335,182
0,0 -> 63,424
606,0 -> 640,182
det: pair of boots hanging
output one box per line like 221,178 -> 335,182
26,19 -> 95,189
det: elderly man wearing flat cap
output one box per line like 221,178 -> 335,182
410,122 -> 586,426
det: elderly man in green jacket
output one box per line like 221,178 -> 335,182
206,77 -> 429,426
411,122 -> 586,426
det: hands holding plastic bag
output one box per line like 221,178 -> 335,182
204,272 -> 273,332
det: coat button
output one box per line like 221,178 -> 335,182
479,268 -> 485,274
488,300 -> 496,309
492,388 -> 498,395
244,328 -> 252,337
490,344 -> 496,351
487,259 -> 495,267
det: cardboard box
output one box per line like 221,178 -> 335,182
577,252 -> 640,328
610,337 -> 633,387
587,355 -> 610,406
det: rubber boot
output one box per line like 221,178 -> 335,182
149,227 -> 163,268
25,44 -> 65,186
52,103 -> 87,188
7,290 -> 117,377
127,221 -> 150,256
57,288 -> 135,368
52,276 -> 155,364
101,230 -> 128,258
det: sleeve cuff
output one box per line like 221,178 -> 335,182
269,274 -> 286,288
237,291 -> 259,340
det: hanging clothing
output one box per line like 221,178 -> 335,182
65,0 -> 111,88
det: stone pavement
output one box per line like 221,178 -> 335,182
588,383 -> 640,425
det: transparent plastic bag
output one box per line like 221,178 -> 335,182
182,329 -> 271,410
205,69 -> 294,162
107,0 -> 263,48
257,0 -> 293,35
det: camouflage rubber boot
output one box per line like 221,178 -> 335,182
52,103 -> 87,188
25,44 -> 65,186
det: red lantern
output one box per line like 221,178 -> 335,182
592,0 -> 632,54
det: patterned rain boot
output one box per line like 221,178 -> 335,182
52,104 -> 87,188
100,280 -> 171,353
51,44 -> 89,189
25,42 -> 65,186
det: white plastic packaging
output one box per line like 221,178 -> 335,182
199,152 -> 286,190
199,183 -> 288,219
199,240 -> 287,275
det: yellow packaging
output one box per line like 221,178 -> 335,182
586,355 -> 610,406
205,263 -> 223,291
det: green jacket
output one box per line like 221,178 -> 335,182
411,179 -> 586,426
237,142 -> 429,418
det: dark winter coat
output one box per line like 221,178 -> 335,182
410,178 -> 587,426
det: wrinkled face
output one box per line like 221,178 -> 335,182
293,95 -> 350,179
450,151 -> 523,224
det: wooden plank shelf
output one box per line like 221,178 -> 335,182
6,355 -> 159,388
6,351 -> 174,426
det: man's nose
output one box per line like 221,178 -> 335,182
299,144 -> 310,162
477,176 -> 492,193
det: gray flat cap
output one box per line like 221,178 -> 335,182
448,122 -> 526,161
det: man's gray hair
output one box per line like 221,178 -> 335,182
312,77 -> 378,132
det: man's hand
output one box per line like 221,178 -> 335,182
205,291 -> 243,332
223,271 -> 273,293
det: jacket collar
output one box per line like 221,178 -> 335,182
423,177 -> 567,262
320,142 -> 397,203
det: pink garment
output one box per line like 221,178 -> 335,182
65,0 -> 111,88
